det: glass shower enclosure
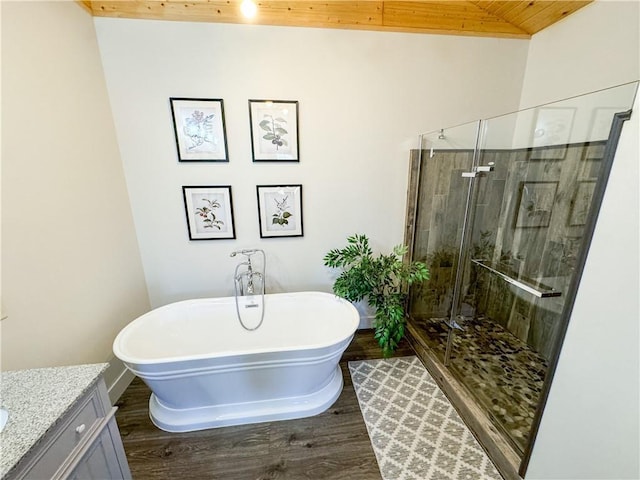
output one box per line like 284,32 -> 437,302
405,82 -> 638,477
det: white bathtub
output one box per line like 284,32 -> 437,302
113,291 -> 359,432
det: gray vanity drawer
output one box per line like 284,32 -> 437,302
20,385 -> 106,480
66,411 -> 131,480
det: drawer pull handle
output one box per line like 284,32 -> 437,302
75,423 -> 86,434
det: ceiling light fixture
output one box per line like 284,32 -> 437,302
240,0 -> 257,18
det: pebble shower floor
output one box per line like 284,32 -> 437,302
349,356 -> 503,480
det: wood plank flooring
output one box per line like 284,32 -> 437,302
114,331 -> 414,480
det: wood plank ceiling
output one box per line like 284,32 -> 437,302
79,1 -> 592,39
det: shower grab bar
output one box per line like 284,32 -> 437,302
471,259 -> 562,298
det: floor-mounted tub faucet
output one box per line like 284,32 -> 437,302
230,249 -> 265,296
230,249 -> 266,331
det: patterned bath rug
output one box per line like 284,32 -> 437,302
349,356 -> 503,480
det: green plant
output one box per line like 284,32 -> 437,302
272,195 -> 293,226
196,198 -> 224,230
259,114 -> 288,150
323,234 -> 429,357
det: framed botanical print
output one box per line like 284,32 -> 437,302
182,186 -> 235,240
170,98 -> 229,162
249,100 -> 299,162
256,185 -> 303,237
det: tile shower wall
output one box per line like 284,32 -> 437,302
410,142 -> 605,360
410,150 -> 474,320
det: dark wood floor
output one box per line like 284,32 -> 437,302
115,331 -> 414,480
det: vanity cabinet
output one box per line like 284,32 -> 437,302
3,371 -> 131,480
66,409 -> 130,480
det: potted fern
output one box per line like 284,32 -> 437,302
323,234 -> 429,357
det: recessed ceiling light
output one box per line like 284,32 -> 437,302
240,0 -> 257,18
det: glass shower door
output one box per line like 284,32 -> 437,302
408,121 -> 480,363
443,112 -> 558,455
444,82 -> 639,457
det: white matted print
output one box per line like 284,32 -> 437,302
256,185 -> 303,238
170,98 -> 228,161
182,186 -> 235,240
249,100 -> 299,162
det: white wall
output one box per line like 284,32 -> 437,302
94,18 -> 529,308
520,0 -> 639,109
521,2 -> 640,479
1,2 -> 150,371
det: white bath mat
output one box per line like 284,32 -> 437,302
349,356 -> 503,480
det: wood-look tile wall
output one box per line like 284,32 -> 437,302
408,142 -> 605,360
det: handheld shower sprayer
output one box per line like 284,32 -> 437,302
230,249 -> 260,258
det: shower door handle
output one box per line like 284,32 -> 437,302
461,165 -> 494,178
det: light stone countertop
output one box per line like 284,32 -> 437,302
0,363 -> 108,478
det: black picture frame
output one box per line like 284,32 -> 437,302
249,100 -> 299,162
170,98 -> 229,162
182,185 -> 235,240
256,185 -> 303,238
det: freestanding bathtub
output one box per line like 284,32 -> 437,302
113,291 -> 359,432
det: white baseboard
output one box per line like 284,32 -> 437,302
103,356 -> 135,405
358,314 -> 374,329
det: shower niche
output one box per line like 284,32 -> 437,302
404,82 -> 638,479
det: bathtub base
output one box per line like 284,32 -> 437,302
149,365 -> 344,432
